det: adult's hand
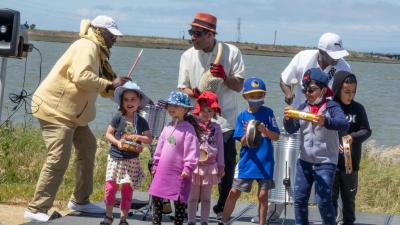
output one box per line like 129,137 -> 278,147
192,87 -> 201,99
210,63 -> 227,80
284,94 -> 294,105
112,76 -> 131,89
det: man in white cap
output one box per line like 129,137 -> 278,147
24,15 -> 130,222
280,32 -> 351,108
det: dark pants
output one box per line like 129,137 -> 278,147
152,196 -> 186,225
333,170 -> 358,225
294,159 -> 336,225
215,131 -> 237,212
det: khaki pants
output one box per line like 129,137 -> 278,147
27,119 -> 97,213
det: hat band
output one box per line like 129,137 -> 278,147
193,19 -> 216,30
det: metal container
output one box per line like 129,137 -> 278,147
269,130 -> 316,204
139,104 -> 167,138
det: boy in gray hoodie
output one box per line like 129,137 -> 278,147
284,68 -> 348,225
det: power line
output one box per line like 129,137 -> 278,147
236,17 -> 241,43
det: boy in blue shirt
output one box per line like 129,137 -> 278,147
219,77 -> 280,225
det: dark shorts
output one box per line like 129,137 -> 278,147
232,178 -> 275,192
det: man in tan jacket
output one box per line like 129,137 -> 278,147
24,15 -> 130,222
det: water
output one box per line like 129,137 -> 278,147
1,41 -> 399,147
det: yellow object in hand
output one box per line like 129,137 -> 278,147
287,109 -> 317,122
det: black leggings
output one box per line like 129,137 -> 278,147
216,132 -> 237,209
152,196 -> 186,225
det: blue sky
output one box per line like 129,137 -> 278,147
2,0 -> 400,53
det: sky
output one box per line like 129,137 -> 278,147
2,0 -> 400,54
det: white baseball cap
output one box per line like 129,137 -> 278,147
318,32 -> 349,60
91,15 -> 123,36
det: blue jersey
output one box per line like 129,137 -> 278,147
233,106 -> 280,179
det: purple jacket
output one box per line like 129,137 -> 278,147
148,120 -> 199,203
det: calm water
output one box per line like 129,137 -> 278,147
1,41 -> 399,147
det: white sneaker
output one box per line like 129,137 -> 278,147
24,210 -> 50,222
251,215 -> 259,223
215,212 -> 222,220
251,214 -> 281,223
67,201 -> 105,214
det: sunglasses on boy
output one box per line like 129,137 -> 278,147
302,87 -> 321,94
188,29 -> 209,38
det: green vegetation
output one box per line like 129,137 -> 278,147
1,125 -> 399,214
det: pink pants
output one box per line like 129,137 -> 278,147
104,180 -> 133,210
188,184 -> 213,224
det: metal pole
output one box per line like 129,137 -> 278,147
0,57 -> 8,122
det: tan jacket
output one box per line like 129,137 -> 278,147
32,38 -> 112,127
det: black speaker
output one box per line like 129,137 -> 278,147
0,8 -> 31,58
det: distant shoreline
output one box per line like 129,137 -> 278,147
28,29 -> 400,64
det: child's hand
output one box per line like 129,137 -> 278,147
117,140 -> 124,149
181,171 -> 190,178
151,170 -> 156,176
135,145 -> 144,153
240,135 -> 247,147
218,170 -> 225,179
312,113 -> 325,126
343,135 -> 353,144
283,106 -> 294,120
338,144 -> 344,153
257,122 -> 268,136
242,121 -> 248,134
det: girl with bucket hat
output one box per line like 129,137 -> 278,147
148,91 -> 200,225
101,81 -> 152,225
187,91 -> 225,225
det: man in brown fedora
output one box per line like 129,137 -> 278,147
177,12 -> 246,221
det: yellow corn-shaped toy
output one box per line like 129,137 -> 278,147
287,109 -> 317,122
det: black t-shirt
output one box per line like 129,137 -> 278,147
109,113 -> 150,159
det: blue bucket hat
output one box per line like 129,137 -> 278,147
114,81 -> 152,108
302,68 -> 333,96
159,91 -> 193,109
241,77 -> 267,94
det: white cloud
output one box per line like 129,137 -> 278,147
1,0 -> 399,53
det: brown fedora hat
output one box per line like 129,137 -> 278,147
191,12 -> 217,33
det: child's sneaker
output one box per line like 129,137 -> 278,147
212,205 -> 223,220
251,215 -> 259,223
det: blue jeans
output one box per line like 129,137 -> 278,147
294,159 -> 336,225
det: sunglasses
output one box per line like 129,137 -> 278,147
302,87 -> 320,94
101,29 -> 117,42
188,29 -> 208,38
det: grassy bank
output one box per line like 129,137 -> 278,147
1,125 -> 399,214
28,29 -> 400,64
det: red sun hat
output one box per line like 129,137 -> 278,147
193,91 -> 221,115
191,12 -> 217,33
